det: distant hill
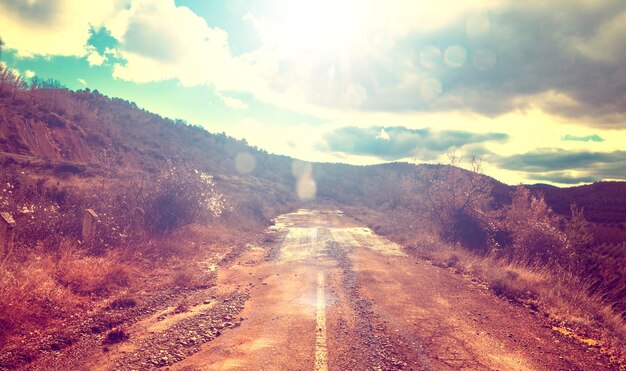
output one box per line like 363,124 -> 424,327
527,182 -> 626,224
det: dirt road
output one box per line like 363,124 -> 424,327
41,208 -> 614,370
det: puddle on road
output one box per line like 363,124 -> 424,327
330,228 -> 405,256
271,209 -> 406,261
280,227 -> 329,261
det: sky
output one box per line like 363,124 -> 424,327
0,0 -> 625,185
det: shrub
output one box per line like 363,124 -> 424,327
0,168 -> 81,253
501,186 -> 571,267
419,155 -> 495,252
107,297 -> 137,310
140,167 -> 226,235
103,329 -> 129,344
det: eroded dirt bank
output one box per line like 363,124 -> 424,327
22,209 -> 617,370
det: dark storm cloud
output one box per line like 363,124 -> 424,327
493,149 -> 626,180
323,126 -> 508,161
361,1 -> 626,126
0,0 -> 61,25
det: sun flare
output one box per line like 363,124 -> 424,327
274,0 -> 361,57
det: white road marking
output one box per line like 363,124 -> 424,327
315,272 -> 328,371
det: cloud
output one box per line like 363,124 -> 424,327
3,0 -> 626,133
339,1 -> 626,125
493,149 -> 626,181
86,48 -> 106,66
24,69 -> 35,79
561,134 -> 604,142
216,92 -> 248,109
234,0 -> 626,125
110,0 -> 246,90
376,128 -> 391,141
573,6 -> 626,63
0,0 -> 60,26
323,126 -> 508,161
0,0 -> 126,57
77,78 -> 87,85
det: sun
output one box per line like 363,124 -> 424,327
274,0 -> 362,58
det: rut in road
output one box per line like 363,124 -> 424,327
325,239 -> 416,369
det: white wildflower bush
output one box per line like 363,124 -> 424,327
0,164 -> 228,255
139,166 -> 227,235
0,168 -> 81,253
63,166 -> 229,255
197,171 -> 228,219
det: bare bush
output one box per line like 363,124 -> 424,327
420,155 -> 495,253
0,168 -> 81,253
0,64 -> 27,100
141,167 -> 226,235
501,186 -> 571,267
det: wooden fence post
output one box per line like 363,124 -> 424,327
0,212 -> 16,257
82,209 -> 100,242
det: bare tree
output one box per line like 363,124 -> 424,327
420,154 -> 494,252
0,63 -> 27,100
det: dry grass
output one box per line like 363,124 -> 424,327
0,255 -> 75,346
349,206 -> 626,359
55,243 -> 136,296
409,237 -> 626,353
0,241 -> 141,347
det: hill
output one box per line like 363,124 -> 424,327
2,85 -> 624,225
528,182 -> 626,224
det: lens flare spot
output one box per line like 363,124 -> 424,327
235,152 -> 256,174
444,45 -> 467,68
297,174 -> 317,201
419,46 -> 442,68
466,13 -> 490,39
291,159 -> 313,179
473,49 -> 497,71
346,84 -> 367,106
419,78 -> 443,101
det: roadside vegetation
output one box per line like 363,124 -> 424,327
325,157 -> 626,362
0,64 -> 298,354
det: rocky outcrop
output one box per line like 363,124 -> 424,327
0,109 -> 92,163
